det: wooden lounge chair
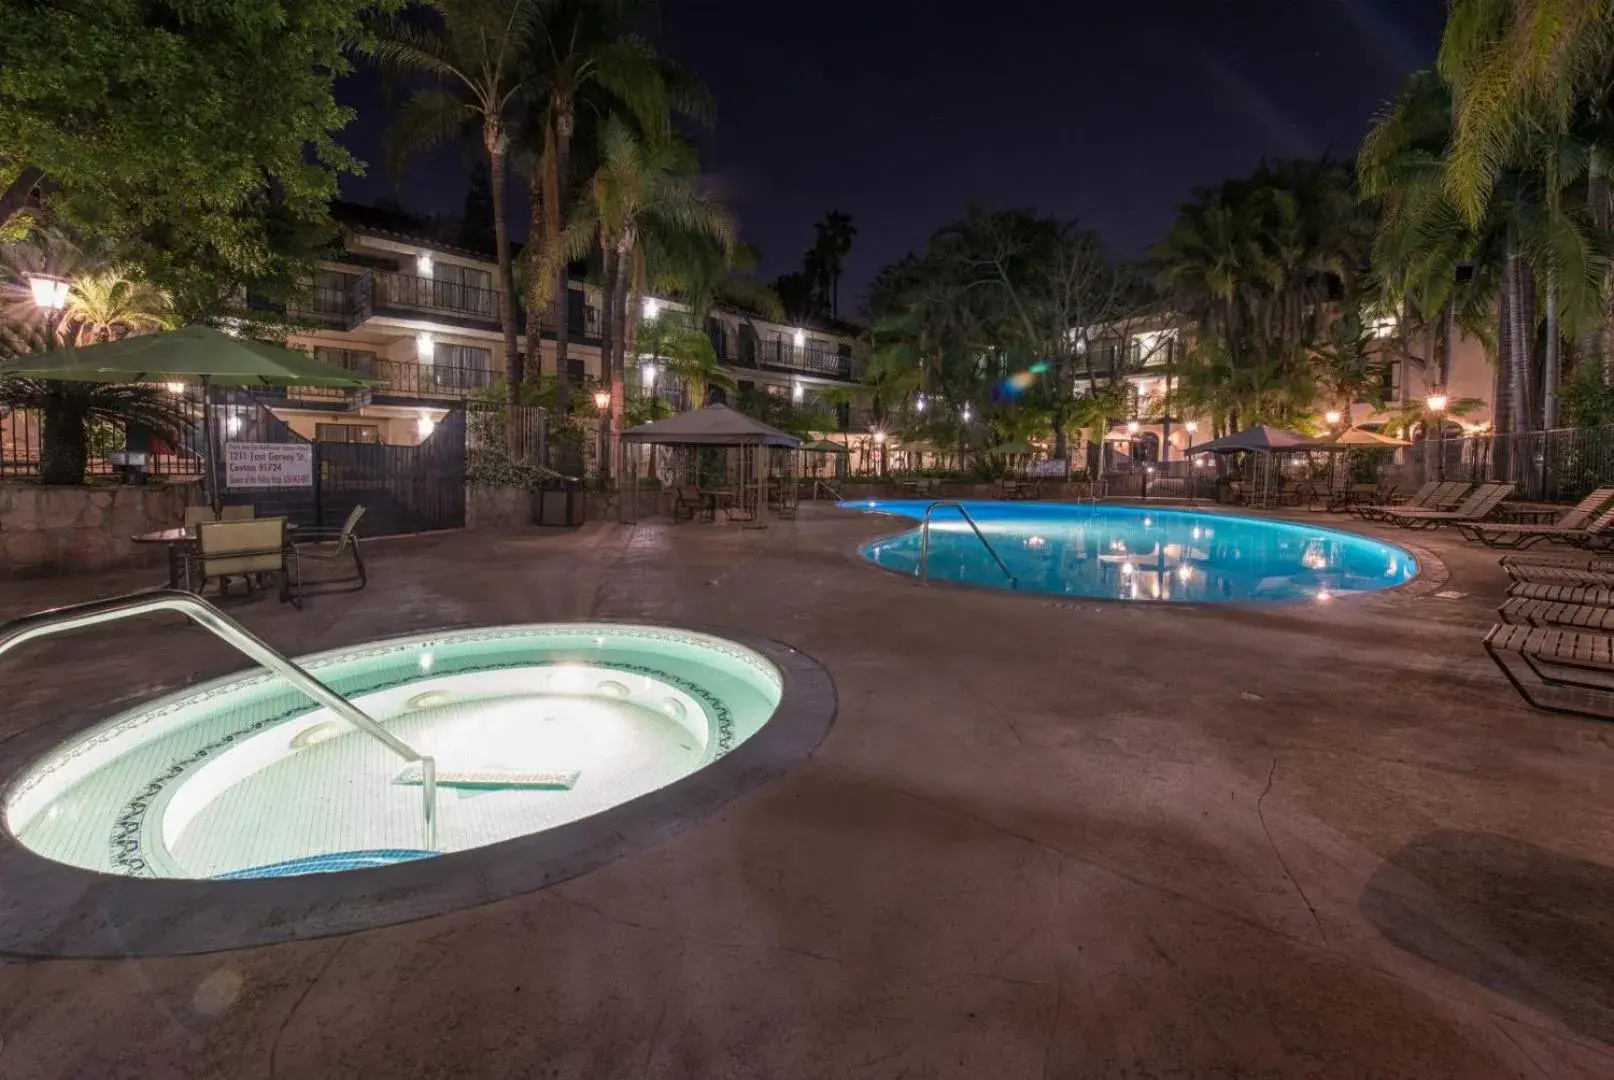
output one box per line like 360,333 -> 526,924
1484,622 -> 1614,718
1499,595 -> 1614,632
1379,483 -> 1513,529
1353,480 -> 1447,521
194,517 -> 296,603
1509,580 -> 1614,606
1501,551 -> 1614,573
1505,562 -> 1614,587
1457,487 -> 1614,548
288,504 -> 366,599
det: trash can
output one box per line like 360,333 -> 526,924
533,476 -> 585,527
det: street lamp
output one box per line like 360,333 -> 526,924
26,273 -> 71,341
1425,392 -> 1448,482
1324,409 -> 1342,427
872,429 -> 887,479
593,389 -> 611,484
1126,419 -> 1141,435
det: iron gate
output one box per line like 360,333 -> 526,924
218,393 -> 466,535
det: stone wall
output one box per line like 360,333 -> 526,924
0,482 -> 198,577
465,486 -> 534,530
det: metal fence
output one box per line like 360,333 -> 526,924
1393,425 -> 1614,502
1,396 -> 210,480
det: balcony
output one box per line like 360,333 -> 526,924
367,270 -> 502,326
717,339 -> 855,381
282,353 -> 492,402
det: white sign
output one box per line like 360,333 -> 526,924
225,442 -> 313,489
1027,458 -> 1068,478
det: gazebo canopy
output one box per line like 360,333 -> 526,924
1186,424 -> 1313,454
800,437 -> 849,454
621,404 -> 801,448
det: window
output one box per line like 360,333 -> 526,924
566,359 -> 585,384
432,262 -> 494,315
311,346 -> 377,374
312,270 -> 356,314
316,423 -> 380,444
1380,360 -> 1401,400
430,344 -> 493,391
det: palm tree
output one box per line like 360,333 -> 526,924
811,210 -> 857,317
1314,312 -> 1385,425
659,324 -> 733,407
542,118 -> 733,474
518,0 -> 711,411
374,0 -> 534,452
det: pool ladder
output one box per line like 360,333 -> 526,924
0,589 -> 438,852
918,501 -> 1018,589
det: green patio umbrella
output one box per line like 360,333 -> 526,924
988,439 -> 1037,455
801,438 -> 850,454
0,324 -> 377,511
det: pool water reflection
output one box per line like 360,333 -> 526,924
844,500 -> 1416,603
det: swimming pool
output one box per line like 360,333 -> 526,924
843,500 -> 1417,602
4,624 -> 784,880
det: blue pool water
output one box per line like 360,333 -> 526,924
843,500 -> 1417,603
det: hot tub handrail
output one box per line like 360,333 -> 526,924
0,589 -> 437,851
918,501 -> 1018,589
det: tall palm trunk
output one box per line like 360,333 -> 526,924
524,159 -> 546,391
1505,241 -> 1533,439
1544,273 -> 1561,430
550,104 -> 574,412
612,232 -> 634,421
39,388 -> 89,486
599,241 -> 618,481
1589,155 -> 1613,383
488,124 -> 522,457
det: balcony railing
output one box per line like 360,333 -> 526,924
286,352 -> 492,400
372,271 -> 501,322
714,340 -> 855,381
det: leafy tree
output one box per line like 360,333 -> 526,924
0,0 -> 389,309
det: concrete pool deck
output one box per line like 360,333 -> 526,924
0,503 -> 1610,1078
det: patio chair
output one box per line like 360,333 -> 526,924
1353,480 -> 1444,521
672,485 -> 702,522
1484,622 -> 1614,718
1456,487 -> 1614,548
1378,482 -> 1513,529
288,504 -> 367,599
193,517 -> 296,604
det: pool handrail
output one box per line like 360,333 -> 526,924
0,589 -> 437,851
918,501 -> 1019,589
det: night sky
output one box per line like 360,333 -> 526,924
336,0 -> 1448,316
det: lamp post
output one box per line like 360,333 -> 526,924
593,388 -> 611,485
1127,418 -> 1145,499
1324,409 -> 1342,429
873,429 -> 887,479
1425,392 -> 1448,482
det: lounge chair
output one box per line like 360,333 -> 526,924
1353,480 -> 1447,521
1378,482 -> 1513,529
193,517 -> 296,603
288,504 -> 366,599
1484,623 -> 1614,718
1499,595 -> 1614,632
1457,487 -> 1614,548
1509,580 -> 1614,607
1501,551 -> 1614,573
1505,563 -> 1614,588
